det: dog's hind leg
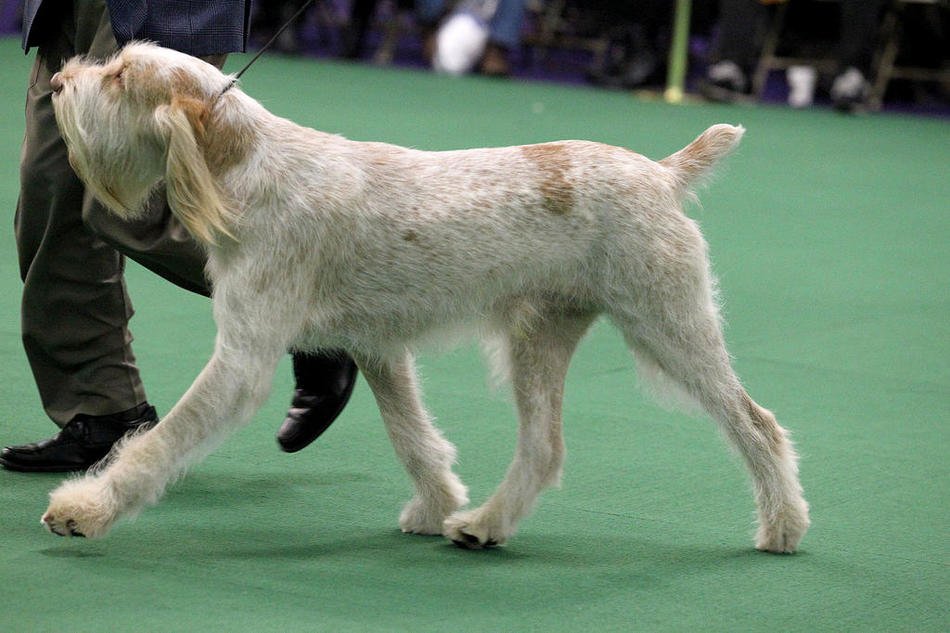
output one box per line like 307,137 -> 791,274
635,336 -> 809,552
444,309 -> 596,549
357,352 -> 469,535
42,330 -> 287,539
610,264 -> 809,553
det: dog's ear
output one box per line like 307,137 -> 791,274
153,96 -> 236,246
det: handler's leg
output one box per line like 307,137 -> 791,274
2,3 -> 353,474
1,3 -> 159,474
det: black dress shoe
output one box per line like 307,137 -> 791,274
277,352 -> 358,453
0,403 -> 159,473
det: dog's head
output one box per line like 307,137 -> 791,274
52,41 -> 242,245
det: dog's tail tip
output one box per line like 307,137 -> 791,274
660,123 -> 745,190
704,122 -> 746,147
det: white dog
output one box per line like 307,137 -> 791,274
43,42 -> 809,553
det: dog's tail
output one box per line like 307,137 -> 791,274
659,124 -> 744,192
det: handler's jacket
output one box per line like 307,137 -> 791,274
22,0 -> 250,56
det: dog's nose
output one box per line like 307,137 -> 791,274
50,72 -> 64,94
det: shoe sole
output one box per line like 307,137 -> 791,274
0,456 -> 89,473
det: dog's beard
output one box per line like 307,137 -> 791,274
54,87 -> 164,219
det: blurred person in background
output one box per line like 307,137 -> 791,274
701,0 -> 886,111
419,0 -> 527,76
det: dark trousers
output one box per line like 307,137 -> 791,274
16,0 -> 221,425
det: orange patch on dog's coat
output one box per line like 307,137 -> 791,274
520,144 -> 574,215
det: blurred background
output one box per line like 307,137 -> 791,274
2,0 -> 946,114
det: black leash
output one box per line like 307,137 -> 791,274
215,0 -> 316,101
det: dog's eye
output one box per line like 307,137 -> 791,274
105,67 -> 125,89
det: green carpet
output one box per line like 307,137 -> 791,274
0,38 -> 947,632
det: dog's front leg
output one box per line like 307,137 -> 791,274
41,340 -> 285,538
357,352 -> 469,535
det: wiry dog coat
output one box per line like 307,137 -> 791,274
42,43 -> 809,553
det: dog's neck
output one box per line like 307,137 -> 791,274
210,78 -> 238,111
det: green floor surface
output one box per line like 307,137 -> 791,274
0,38 -> 947,632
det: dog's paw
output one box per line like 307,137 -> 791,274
399,480 -> 469,535
400,497 -> 451,535
755,499 -> 810,554
41,477 -> 118,539
443,509 -> 508,550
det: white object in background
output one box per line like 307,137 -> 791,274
433,11 -> 489,75
787,65 -> 817,108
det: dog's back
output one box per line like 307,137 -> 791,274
255,125 -> 746,358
